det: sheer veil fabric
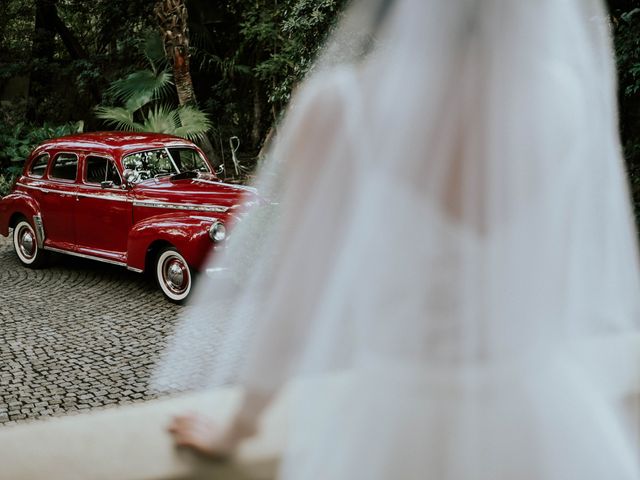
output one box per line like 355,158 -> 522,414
153,0 -> 640,478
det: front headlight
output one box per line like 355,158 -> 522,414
209,221 -> 226,243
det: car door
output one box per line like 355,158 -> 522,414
39,152 -> 79,250
74,154 -> 132,259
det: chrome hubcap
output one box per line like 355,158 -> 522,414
163,257 -> 189,294
19,228 -> 36,259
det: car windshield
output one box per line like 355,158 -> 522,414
122,147 -> 211,182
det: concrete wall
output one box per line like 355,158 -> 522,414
0,387 -> 285,480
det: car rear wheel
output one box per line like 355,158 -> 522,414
155,247 -> 193,303
13,219 -> 46,268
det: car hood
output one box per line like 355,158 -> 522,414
132,177 -> 260,211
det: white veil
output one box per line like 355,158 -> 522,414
154,0 -> 640,478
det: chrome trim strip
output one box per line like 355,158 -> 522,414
17,182 -> 229,211
16,183 -> 132,203
32,215 -> 45,248
132,200 -> 229,213
16,183 -> 74,196
193,178 -> 258,193
17,182 -> 63,195
43,246 -> 128,268
76,191 -> 130,202
127,266 -> 144,273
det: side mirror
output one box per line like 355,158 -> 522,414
100,180 -> 114,189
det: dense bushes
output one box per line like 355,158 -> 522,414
611,5 -> 640,224
0,121 -> 83,196
0,0 -> 344,170
0,0 -> 639,226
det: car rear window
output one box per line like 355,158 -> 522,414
50,153 -> 78,181
28,154 -> 49,178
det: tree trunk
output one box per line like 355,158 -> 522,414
49,12 -> 88,60
172,50 -> 196,106
154,0 -> 221,167
251,79 -> 264,150
27,0 -> 57,121
28,0 -> 97,121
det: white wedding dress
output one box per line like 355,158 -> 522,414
154,0 -> 640,478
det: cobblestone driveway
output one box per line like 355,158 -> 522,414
0,233 -> 183,425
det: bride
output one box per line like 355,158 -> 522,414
155,0 -> 640,478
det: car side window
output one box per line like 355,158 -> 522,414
50,153 -> 78,181
28,154 -> 50,178
85,156 -> 122,186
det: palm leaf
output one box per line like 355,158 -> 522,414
173,105 -> 212,142
141,104 -> 180,134
143,31 -> 168,73
95,106 -> 142,131
125,90 -> 155,112
107,70 -> 173,107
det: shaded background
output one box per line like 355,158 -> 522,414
0,0 -> 638,228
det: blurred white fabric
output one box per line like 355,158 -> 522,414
154,0 -> 640,478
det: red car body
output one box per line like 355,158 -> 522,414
0,132 -> 258,301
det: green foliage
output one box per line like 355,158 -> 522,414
173,105 -> 213,141
0,121 -> 84,167
612,5 -> 640,225
0,0 -> 345,168
0,174 -> 14,199
94,106 -> 138,131
233,0 -> 344,104
614,9 -> 640,99
109,70 -> 174,111
95,34 -> 212,142
0,121 -> 83,196
183,0 -> 345,158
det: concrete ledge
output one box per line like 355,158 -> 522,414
0,388 -> 285,480
0,334 -> 637,480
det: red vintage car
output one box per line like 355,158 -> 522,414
0,132 -> 258,302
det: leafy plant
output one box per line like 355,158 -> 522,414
95,33 -> 212,142
0,175 -> 14,198
612,5 -> 640,226
0,121 -> 83,196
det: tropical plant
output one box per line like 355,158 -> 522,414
95,33 -> 212,143
0,121 -> 84,196
611,4 -> 640,225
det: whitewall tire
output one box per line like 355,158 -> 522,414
155,247 -> 193,303
13,220 -> 46,268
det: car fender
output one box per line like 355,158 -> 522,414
127,212 -> 231,272
0,191 -> 42,237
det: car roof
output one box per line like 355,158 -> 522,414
37,132 -> 197,157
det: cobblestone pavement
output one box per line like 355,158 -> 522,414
0,233 -> 184,425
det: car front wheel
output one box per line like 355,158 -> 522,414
155,247 -> 193,303
13,219 -> 46,268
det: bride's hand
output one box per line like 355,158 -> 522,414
168,412 -> 258,459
